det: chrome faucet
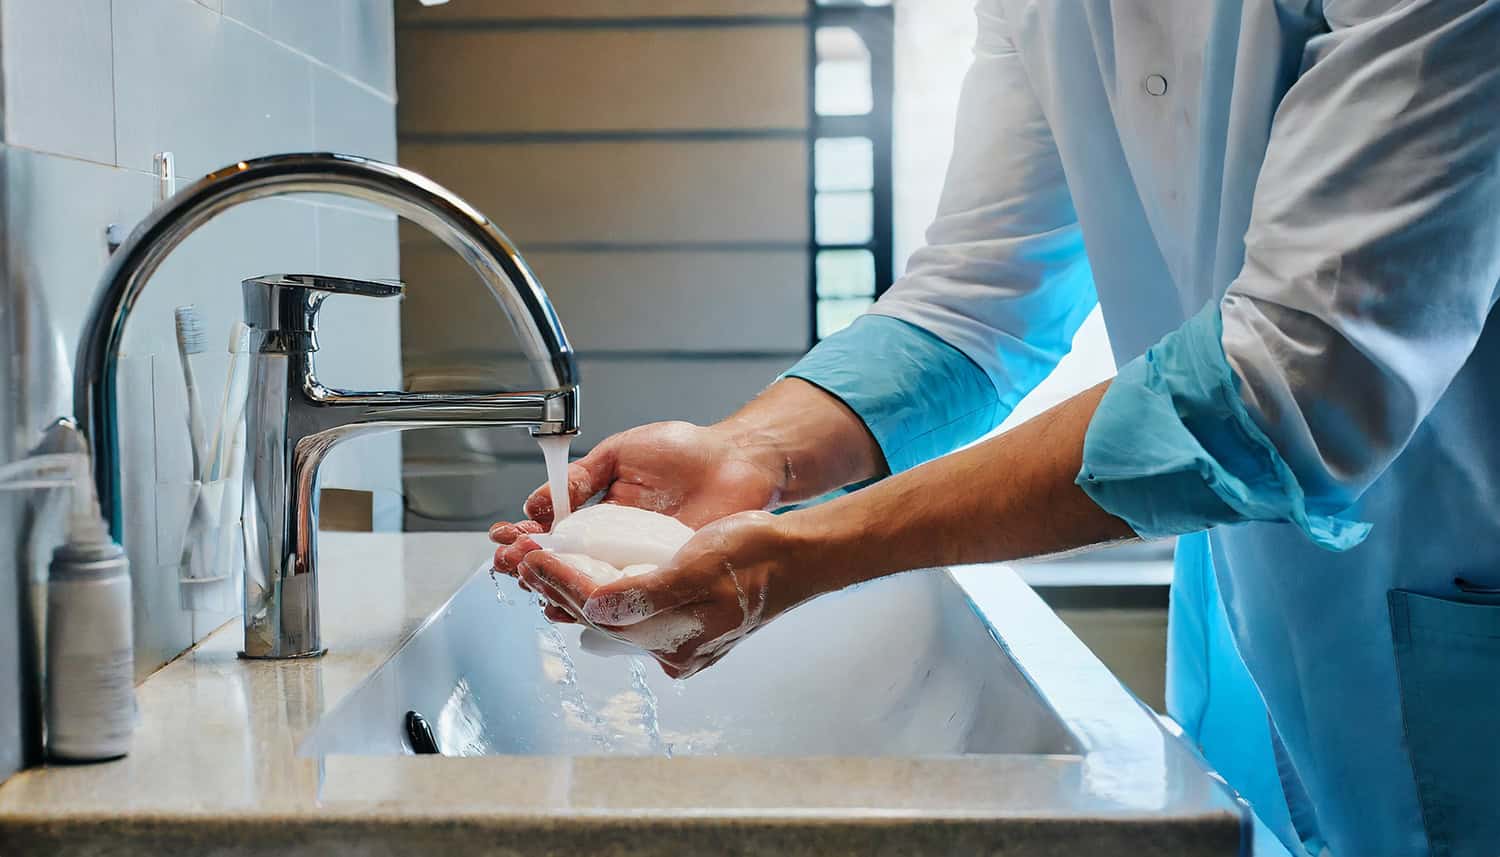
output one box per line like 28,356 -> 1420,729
74,153 -> 580,659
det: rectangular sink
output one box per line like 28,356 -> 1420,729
302,565 -> 1080,758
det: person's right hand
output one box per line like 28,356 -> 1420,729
489,420 -> 788,598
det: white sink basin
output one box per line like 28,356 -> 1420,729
303,567 -> 1080,758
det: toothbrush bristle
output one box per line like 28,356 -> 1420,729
174,305 -> 206,354
228,320 -> 251,353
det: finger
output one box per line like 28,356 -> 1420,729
524,440 -> 619,523
490,520 -> 543,545
691,648 -> 732,677
673,660 -> 707,680
543,604 -> 578,624
524,550 -> 602,615
517,558 -> 585,616
494,535 -> 542,575
497,535 -> 542,574
665,647 -> 730,681
582,565 -> 707,627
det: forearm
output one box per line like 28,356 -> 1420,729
786,380 -> 1134,591
711,377 -> 887,505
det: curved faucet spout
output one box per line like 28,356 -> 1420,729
72,153 -> 581,659
74,152 -> 580,538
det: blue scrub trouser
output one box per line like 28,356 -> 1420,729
1170,532 -> 1301,856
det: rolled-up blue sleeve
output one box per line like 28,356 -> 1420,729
1077,304 -> 1370,550
784,315 -> 1000,474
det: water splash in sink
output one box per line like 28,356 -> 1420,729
627,656 -> 666,756
537,619 -> 614,751
488,567 -> 514,606
436,677 -> 493,757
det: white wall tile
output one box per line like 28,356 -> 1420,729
114,2 -> 314,178
397,26 -> 806,134
269,0 -> 345,69
1,150 -> 155,447
1,0 -> 115,165
223,0 -> 272,34
271,1 -> 395,97
345,0 -> 396,97
399,140 -> 809,244
312,63 -> 397,162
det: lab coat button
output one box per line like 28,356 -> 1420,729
1145,74 -> 1168,96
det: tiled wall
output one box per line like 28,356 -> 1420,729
396,1 -> 812,530
0,0 -> 398,779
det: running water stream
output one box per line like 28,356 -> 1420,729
537,434 -> 573,522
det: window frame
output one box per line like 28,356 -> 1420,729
806,2 -> 895,344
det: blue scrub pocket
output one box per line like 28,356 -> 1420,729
1388,589 -> 1500,857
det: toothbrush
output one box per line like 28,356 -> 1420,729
207,322 -> 252,483
173,306 -> 209,481
207,323 -> 253,595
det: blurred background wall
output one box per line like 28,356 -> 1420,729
0,0 -> 400,779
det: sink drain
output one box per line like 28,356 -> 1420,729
405,710 -> 442,755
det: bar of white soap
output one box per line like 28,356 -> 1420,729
531,504 -> 693,585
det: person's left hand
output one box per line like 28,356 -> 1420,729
517,510 -> 829,678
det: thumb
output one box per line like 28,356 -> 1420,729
582,564 -> 703,627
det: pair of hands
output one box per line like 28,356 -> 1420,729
491,422 -> 817,678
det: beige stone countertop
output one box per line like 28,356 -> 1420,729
0,532 -> 1247,856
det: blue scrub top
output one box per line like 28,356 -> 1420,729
787,2 -> 1500,855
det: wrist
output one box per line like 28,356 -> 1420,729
712,378 -> 885,504
709,420 -> 793,505
774,502 -> 870,601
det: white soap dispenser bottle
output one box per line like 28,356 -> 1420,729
44,459 -> 136,762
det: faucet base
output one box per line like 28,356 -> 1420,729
236,648 -> 327,661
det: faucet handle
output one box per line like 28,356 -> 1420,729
247,273 -> 404,299
242,274 -> 404,352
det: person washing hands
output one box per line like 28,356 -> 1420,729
494,1 -> 1500,854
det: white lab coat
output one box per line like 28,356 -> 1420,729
868,2 -> 1500,854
